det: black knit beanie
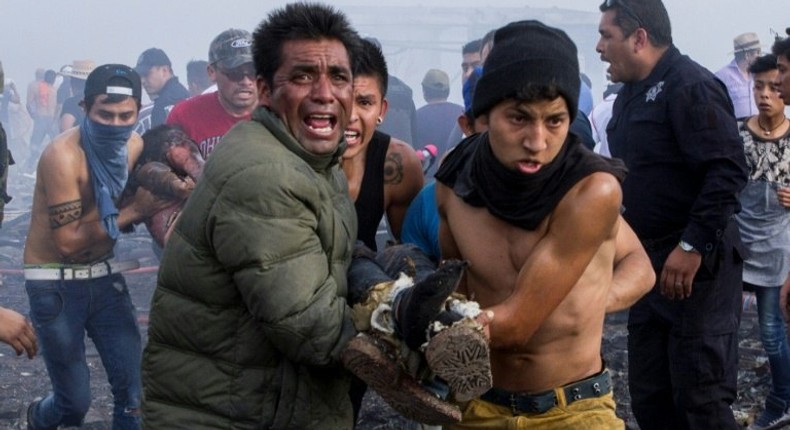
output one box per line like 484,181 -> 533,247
472,20 -> 580,120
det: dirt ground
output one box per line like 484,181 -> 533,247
0,168 -> 779,429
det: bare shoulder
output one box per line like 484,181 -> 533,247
435,180 -> 452,209
554,172 -> 622,235
387,137 -> 420,162
383,137 -> 423,186
573,171 -> 622,204
39,128 -> 83,169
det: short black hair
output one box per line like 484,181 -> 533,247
353,38 -> 388,97
480,29 -> 496,55
599,0 -> 672,47
44,69 -> 56,84
749,53 -> 778,75
772,36 -> 790,62
252,2 -> 361,87
186,60 -> 211,89
463,39 -> 482,55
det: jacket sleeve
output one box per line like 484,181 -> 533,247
669,78 -> 748,253
209,162 -> 356,366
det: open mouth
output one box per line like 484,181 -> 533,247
304,114 -> 337,135
344,130 -> 361,145
517,160 -> 542,174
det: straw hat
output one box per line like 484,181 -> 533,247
60,60 -> 96,80
732,32 -> 761,54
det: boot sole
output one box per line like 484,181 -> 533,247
425,324 -> 492,402
342,334 -> 462,425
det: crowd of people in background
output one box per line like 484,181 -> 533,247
0,0 -> 790,429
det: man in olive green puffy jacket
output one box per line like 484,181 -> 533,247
141,4 -> 363,429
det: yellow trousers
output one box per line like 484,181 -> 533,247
445,391 -> 624,430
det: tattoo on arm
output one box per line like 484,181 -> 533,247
49,200 -> 82,229
383,152 -> 404,185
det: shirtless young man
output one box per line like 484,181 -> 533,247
342,38 -> 424,251
23,64 -> 172,430
435,21 -> 654,429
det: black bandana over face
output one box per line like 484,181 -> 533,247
435,132 -> 627,231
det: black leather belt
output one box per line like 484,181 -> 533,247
480,369 -> 612,415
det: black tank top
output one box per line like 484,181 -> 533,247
354,131 -> 390,251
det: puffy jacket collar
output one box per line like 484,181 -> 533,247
253,107 -> 347,173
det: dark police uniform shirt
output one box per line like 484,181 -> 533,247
151,76 -> 189,129
607,45 -> 747,254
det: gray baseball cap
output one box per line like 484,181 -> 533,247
209,29 -> 253,70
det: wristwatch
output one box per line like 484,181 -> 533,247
679,240 -> 697,253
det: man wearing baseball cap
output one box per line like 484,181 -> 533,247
166,28 -> 257,158
134,47 -> 189,130
22,64 -> 174,430
414,68 -> 463,177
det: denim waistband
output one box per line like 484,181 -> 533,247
480,369 -> 612,415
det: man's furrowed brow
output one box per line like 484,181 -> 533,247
292,64 -> 319,74
328,65 -> 351,76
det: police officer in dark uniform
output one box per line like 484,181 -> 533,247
134,48 -> 190,130
596,0 -> 748,429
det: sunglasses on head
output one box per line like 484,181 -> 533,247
218,66 -> 255,82
605,0 -> 645,30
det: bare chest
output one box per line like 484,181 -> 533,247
446,202 -> 547,303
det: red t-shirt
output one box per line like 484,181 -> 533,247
166,92 -> 251,159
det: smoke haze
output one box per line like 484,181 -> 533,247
1,0 -> 786,105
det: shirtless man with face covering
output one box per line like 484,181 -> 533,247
23,64 -> 172,430
435,21 -> 654,429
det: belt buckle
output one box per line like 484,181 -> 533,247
509,393 -> 518,415
74,268 -> 90,279
91,262 -> 110,279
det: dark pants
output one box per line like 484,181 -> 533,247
628,222 -> 743,430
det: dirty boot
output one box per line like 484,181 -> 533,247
425,320 -> 492,402
376,243 -> 437,283
342,333 -> 462,425
393,259 -> 467,351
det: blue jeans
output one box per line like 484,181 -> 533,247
25,273 -> 141,430
752,284 -> 790,402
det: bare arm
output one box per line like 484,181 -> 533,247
486,173 -> 621,349
606,215 -> 655,313
384,138 -> 424,240
0,307 -> 36,359
59,113 -> 77,133
118,133 -> 184,227
42,143 -> 113,261
43,133 -> 167,261
437,182 -> 467,293
7,82 -> 20,104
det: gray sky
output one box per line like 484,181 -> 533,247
2,0 -> 787,106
